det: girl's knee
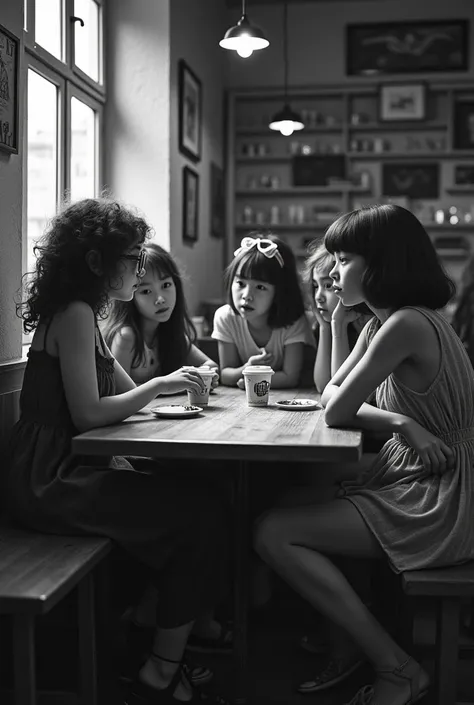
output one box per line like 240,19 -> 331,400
254,510 -> 289,560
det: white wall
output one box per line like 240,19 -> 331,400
0,0 -> 23,362
227,0 -> 474,88
169,0 -> 228,314
104,0 -> 171,247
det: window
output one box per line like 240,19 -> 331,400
23,0 -> 104,341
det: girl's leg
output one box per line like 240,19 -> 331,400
255,500 -> 429,704
139,622 -> 195,701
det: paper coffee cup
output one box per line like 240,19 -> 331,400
242,365 -> 274,407
187,366 -> 215,406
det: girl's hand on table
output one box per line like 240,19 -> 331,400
401,419 -> 455,476
157,368 -> 206,396
246,349 -> 273,367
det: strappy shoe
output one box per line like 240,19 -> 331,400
344,656 -> 430,705
120,623 -> 213,686
124,655 -> 230,705
297,657 -> 364,693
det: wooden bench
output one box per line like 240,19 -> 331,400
0,359 -> 112,705
402,562 -> 474,705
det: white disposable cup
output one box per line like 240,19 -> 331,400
186,366 -> 215,406
242,365 -> 275,407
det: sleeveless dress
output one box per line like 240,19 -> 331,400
339,306 -> 474,573
5,324 -> 228,627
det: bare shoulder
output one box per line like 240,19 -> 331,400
375,308 -> 438,350
116,326 -> 136,347
56,301 -> 95,334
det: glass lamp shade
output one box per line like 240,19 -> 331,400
269,104 -> 305,136
219,15 -> 269,57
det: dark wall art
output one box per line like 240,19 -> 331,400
382,163 -> 439,199
346,20 -> 469,76
0,23 -> 20,154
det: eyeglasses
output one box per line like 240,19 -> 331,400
121,249 -> 147,278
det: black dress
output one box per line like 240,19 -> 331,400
6,323 -> 229,628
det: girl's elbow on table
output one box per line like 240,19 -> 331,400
324,397 -> 354,428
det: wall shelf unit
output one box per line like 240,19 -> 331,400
225,81 -> 474,273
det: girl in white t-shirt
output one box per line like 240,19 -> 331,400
212,233 -> 311,389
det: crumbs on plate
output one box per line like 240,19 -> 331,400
279,399 -> 315,405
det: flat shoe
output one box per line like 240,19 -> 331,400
297,657 -> 364,694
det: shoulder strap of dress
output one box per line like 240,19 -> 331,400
42,318 -> 54,352
95,323 -> 108,357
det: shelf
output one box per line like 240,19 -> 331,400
348,151 -> 474,160
235,223 -> 330,231
446,186 -> 474,194
236,125 -> 342,136
236,187 -> 371,196
237,156 -> 291,164
349,121 -> 447,132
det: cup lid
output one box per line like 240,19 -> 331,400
243,365 -> 274,374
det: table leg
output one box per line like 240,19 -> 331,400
233,460 -> 249,705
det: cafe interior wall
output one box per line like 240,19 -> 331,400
0,0 -> 23,362
227,0 -> 474,88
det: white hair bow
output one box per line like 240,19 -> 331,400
234,237 -> 284,268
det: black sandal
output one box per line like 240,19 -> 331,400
121,622 -> 213,687
343,656 -> 430,705
125,653 -> 229,705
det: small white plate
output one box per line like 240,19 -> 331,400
151,404 -> 203,419
275,399 -> 321,411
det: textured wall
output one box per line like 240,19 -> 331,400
0,0 -> 23,362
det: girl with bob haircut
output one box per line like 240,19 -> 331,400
103,242 -> 218,384
212,232 -> 311,388
8,197 -> 231,705
255,205 -> 474,705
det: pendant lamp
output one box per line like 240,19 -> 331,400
269,1 -> 304,136
219,0 -> 269,59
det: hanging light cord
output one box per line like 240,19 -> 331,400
283,0 -> 288,102
242,0 -> 246,15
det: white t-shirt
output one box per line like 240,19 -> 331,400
212,304 -> 313,371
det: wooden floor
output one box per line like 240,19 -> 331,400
1,590 -> 473,704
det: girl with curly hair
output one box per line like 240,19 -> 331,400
103,243 -> 217,384
7,197 -> 231,705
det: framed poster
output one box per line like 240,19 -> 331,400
379,83 -> 426,122
453,99 -> 474,150
347,20 -> 469,76
0,24 -> 20,154
210,162 -> 225,239
178,60 -> 202,162
182,166 -> 199,243
292,155 -> 345,187
382,163 -> 439,199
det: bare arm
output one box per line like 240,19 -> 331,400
110,327 -> 135,376
102,336 -> 136,394
331,319 -> 353,380
218,341 -> 247,386
271,342 -> 304,388
58,303 -> 206,432
313,323 -> 332,393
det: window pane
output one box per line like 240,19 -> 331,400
74,0 -> 99,82
70,97 -> 96,201
35,0 -> 62,60
27,70 -> 58,276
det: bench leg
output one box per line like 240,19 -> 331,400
78,572 -> 97,705
13,614 -> 36,705
435,597 -> 459,705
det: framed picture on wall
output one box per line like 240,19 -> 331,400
453,98 -> 474,150
178,60 -> 202,162
0,24 -> 20,154
346,20 -> 469,76
182,166 -> 199,243
382,163 -> 439,199
379,83 -> 426,122
454,165 -> 474,185
210,162 -> 225,239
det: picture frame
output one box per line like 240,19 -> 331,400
454,165 -> 474,186
346,20 -> 469,76
182,166 -> 199,243
210,162 -> 225,239
382,163 -> 439,199
0,23 -> 20,154
178,60 -> 202,162
453,99 -> 474,150
379,83 -> 426,122
292,155 -> 346,187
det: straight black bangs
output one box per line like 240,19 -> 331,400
235,249 -> 283,286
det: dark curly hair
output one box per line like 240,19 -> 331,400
324,204 -> 455,311
102,243 -> 197,375
17,198 -> 152,333
224,231 -> 305,328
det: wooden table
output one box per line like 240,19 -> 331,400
72,386 -> 362,704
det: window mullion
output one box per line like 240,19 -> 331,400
65,0 -> 74,68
